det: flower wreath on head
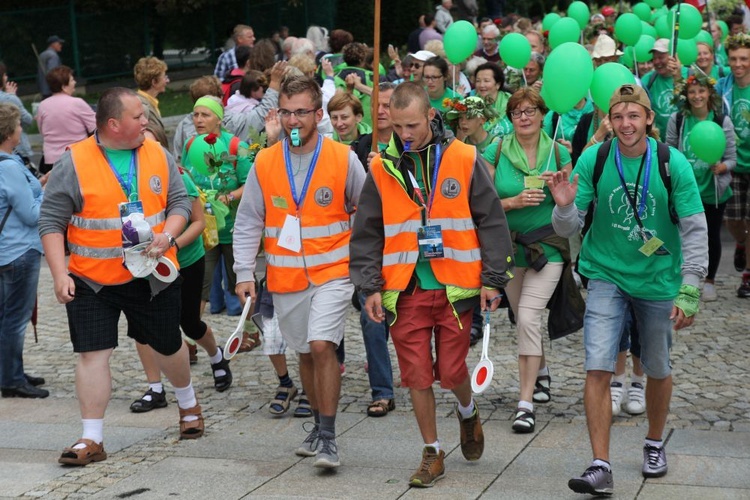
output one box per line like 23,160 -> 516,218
671,71 -> 721,114
443,95 -> 500,124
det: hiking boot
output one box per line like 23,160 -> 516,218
533,374 -> 551,403
610,382 -> 625,417
568,465 -> 614,496
295,424 -> 319,457
456,404 -> 484,461
734,245 -> 745,272
642,443 -> 668,478
738,274 -> 750,298
409,446 -> 445,488
313,433 -> 340,469
624,382 -> 646,415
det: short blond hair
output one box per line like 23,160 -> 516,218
0,103 -> 20,144
133,57 -> 167,91
288,54 -> 316,76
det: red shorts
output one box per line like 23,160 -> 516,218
390,287 -> 472,390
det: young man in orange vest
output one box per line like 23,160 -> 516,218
349,82 -> 515,487
233,75 -> 365,469
39,87 -> 203,466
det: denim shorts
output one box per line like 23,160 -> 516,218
584,279 -> 672,379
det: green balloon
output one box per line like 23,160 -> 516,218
568,1 -> 591,30
621,49 -> 635,69
718,21 -> 729,41
655,14 -> 671,39
548,17 -> 581,50
634,35 -> 656,62
670,37 -> 698,65
668,3 -> 702,40
633,3 -> 652,22
187,134 -> 228,176
444,21 -> 478,64
499,33 -> 531,69
542,12 -> 561,32
543,42 -> 594,113
689,120 -> 726,164
696,29 -> 713,46
590,62 -> 638,112
645,0 -> 664,8
651,5 -> 669,22
642,21 -> 657,39
615,13 -> 643,47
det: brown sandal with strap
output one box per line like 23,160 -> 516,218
237,331 -> 262,353
367,399 -> 395,417
58,438 -> 107,465
179,404 -> 204,439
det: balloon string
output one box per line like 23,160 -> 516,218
545,116 -> 561,173
522,69 -> 528,87
634,46 -> 639,79
452,65 -> 456,93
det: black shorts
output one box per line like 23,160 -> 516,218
66,275 -> 183,355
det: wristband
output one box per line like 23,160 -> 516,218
674,284 -> 700,317
482,286 -> 498,291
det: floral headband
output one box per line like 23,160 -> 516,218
726,32 -> 750,52
671,71 -> 721,114
443,95 -> 499,122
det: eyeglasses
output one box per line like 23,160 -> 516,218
409,63 -> 423,69
509,107 -> 538,119
422,75 -> 443,81
277,108 -> 318,118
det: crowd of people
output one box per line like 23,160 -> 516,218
2,0 -> 750,495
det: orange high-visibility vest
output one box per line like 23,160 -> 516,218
370,139 -> 482,291
255,137 -> 353,293
67,136 -> 178,285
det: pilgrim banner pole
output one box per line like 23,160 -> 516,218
672,2 -> 682,58
371,0 -> 381,153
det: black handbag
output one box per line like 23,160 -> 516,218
546,261 -> 585,340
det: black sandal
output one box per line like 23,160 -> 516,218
512,408 -> 535,433
129,388 -> 168,413
211,348 -> 233,392
532,375 -> 551,403
367,399 -> 395,417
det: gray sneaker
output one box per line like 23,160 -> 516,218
313,433 -> 340,469
295,425 -> 319,457
568,465 -> 614,496
642,444 -> 668,478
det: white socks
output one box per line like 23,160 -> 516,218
538,366 -> 550,377
518,400 -> 534,412
425,440 -> 440,452
140,382 -> 163,402
174,382 -> 198,422
612,373 -> 626,385
457,399 -> 476,419
592,458 -> 611,471
74,418 -> 104,449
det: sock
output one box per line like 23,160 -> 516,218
537,366 -> 550,377
74,418 -> 104,448
645,438 -> 663,448
592,458 -> 611,471
174,382 -> 198,422
278,372 -> 294,388
208,349 -> 223,365
312,409 -> 321,427
244,319 -> 256,332
518,400 -> 533,412
141,382 -> 163,401
457,399 -> 475,419
425,440 -> 440,452
612,373 -> 626,385
319,414 -> 336,438
631,373 -> 645,386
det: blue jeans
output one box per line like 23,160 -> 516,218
0,249 -> 41,387
209,255 -> 241,315
584,279 -> 673,379
359,292 -> 394,400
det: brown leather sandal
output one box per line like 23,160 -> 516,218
58,438 -> 107,465
179,404 -> 204,439
367,399 -> 395,417
237,331 -> 262,353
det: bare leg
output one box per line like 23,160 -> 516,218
645,375 -> 672,441
519,354 -> 542,403
153,342 -> 191,389
76,349 -> 114,419
451,376 -> 473,407
632,355 -> 644,377
135,342 -> 162,384
298,352 -> 316,410
309,340 -> 340,416
584,370 -> 613,461
614,351 -> 627,377
411,387 -> 437,443
268,353 -> 289,376
195,326 -> 219,358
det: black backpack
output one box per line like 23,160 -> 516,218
674,110 -> 725,137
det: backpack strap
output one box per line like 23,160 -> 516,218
185,135 -> 241,168
645,72 -> 658,91
592,139 -> 614,195
675,113 -> 684,140
494,139 -> 503,169
185,136 -> 195,158
655,141 -> 678,225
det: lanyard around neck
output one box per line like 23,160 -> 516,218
406,143 -> 442,215
614,139 -> 652,224
283,134 -> 323,210
104,149 -> 137,201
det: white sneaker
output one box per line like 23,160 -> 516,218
624,382 -> 646,415
702,283 -> 717,302
610,382 -> 625,417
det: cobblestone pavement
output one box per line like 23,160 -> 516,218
7,261 -> 750,498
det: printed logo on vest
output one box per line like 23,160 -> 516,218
314,187 -> 333,206
440,178 -> 461,198
149,175 -> 163,195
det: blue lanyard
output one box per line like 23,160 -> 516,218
104,150 -> 137,200
426,143 -> 442,214
283,134 -> 323,210
614,139 -> 651,219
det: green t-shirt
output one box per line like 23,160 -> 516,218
182,130 -> 252,243
573,137 -> 704,300
104,148 -> 137,199
484,91 -> 515,139
411,152 -> 444,291
430,87 -> 461,112
494,140 -> 571,267
730,82 -> 750,174
643,68 -> 689,141
542,99 -> 594,141
716,44 -> 728,67
178,172 -> 206,268
679,113 -> 732,204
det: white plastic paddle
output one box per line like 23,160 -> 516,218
471,311 -> 494,393
223,296 -> 253,360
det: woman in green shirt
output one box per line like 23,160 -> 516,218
666,73 -> 736,301
327,91 -> 372,145
494,88 -> 572,434
444,95 -> 500,171
422,56 -> 460,113
473,62 -> 514,138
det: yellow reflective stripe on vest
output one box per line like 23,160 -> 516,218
383,250 -> 419,266
68,243 -> 122,259
444,247 -> 481,262
266,245 -> 349,268
264,220 -> 351,239
71,211 -> 166,230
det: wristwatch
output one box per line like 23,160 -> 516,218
164,232 -> 177,248
227,193 -> 235,202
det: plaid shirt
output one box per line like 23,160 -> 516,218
213,48 -> 238,80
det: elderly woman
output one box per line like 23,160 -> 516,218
328,91 -> 372,145
695,42 -> 729,80
494,88 -> 572,433
133,56 -> 170,148
0,103 -> 47,399
667,73 -> 736,301
474,62 -> 514,138
36,65 -> 96,173
422,56 -> 460,113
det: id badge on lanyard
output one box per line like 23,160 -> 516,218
407,156 -> 444,260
